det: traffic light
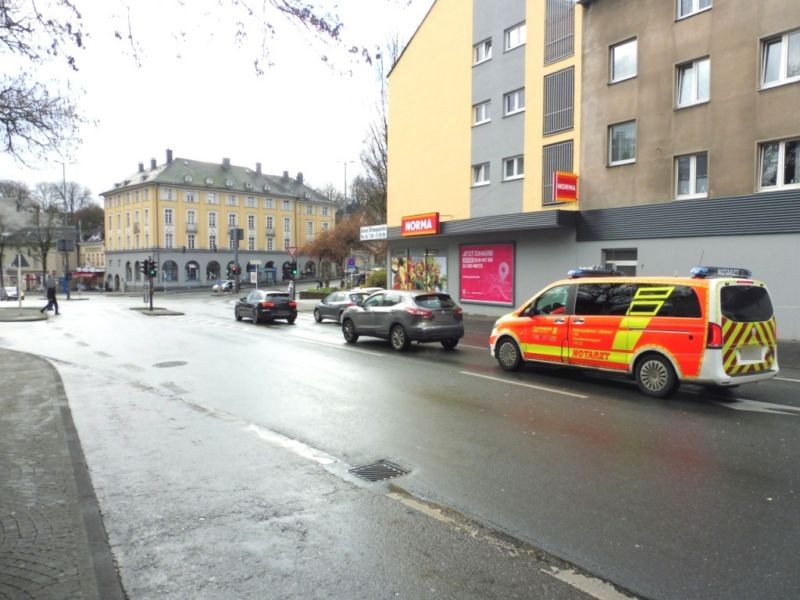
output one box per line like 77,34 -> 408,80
148,259 -> 157,278
139,261 -> 147,275
231,265 -> 238,276
291,261 -> 298,277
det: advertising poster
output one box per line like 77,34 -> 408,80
460,243 -> 515,305
391,251 -> 448,292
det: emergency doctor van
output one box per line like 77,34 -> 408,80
489,267 -> 779,398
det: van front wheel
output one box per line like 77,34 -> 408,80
496,338 -> 523,371
635,354 -> 678,398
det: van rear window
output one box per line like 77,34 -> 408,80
720,286 -> 774,322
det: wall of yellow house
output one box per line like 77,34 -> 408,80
522,0 -> 582,213
387,0 -> 472,227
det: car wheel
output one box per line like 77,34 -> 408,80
496,337 -> 523,371
635,354 -> 679,398
390,324 -> 410,351
313,308 -> 323,323
342,319 -> 358,344
252,309 -> 260,324
287,316 -> 296,324
235,309 -> 242,322
441,338 -> 459,350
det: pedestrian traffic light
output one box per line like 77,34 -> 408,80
148,259 -> 157,278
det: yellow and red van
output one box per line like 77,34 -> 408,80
488,267 -> 779,397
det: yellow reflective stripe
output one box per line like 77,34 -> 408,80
567,349 -> 631,366
520,343 -> 563,358
627,286 -> 674,316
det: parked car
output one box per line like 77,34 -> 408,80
2,286 -> 24,300
235,290 -> 297,324
341,290 -> 464,351
213,279 -> 235,293
314,290 -> 373,323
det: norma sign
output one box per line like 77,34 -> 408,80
552,171 -> 579,203
401,212 -> 440,237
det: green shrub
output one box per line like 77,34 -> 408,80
366,270 -> 387,288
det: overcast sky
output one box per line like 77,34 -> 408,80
0,0 -> 433,201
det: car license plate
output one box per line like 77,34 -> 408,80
738,345 -> 764,362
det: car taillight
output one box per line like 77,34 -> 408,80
288,301 -> 297,309
260,301 -> 275,308
707,322 -> 723,349
453,307 -> 463,317
406,306 -> 433,319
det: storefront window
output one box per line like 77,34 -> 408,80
391,249 -> 447,292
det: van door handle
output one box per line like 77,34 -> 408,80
554,318 -> 566,324
572,318 -> 585,324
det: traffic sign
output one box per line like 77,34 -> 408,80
288,246 -> 297,258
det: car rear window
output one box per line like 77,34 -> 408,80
267,293 -> 290,300
414,294 -> 456,309
720,285 -> 774,322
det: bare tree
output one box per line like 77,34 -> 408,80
27,182 -> 66,277
2,0 -> 401,164
53,180 -> 93,225
0,181 -> 32,288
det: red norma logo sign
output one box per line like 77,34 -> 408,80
552,171 -> 579,203
401,212 -> 440,236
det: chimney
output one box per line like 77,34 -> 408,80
150,158 -> 157,170
255,162 -> 262,175
166,148 -> 173,164
138,162 -> 144,173
222,157 -> 230,170
296,172 -> 304,184
282,171 -> 289,180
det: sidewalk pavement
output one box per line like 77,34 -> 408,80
1,300 -> 798,599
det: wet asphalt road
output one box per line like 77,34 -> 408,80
2,291 -> 798,600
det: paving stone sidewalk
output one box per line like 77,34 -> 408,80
0,350 -> 125,599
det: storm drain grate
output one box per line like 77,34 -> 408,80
348,460 -> 409,482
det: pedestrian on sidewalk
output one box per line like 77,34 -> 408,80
40,270 -> 60,315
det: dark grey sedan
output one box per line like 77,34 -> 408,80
313,290 -> 373,323
341,290 -> 464,351
235,290 -> 297,324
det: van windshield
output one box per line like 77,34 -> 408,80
720,286 -> 774,322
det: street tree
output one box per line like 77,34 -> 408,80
27,182 -> 68,277
54,180 -> 94,225
299,216 -> 384,285
74,203 -> 104,239
0,181 -> 33,288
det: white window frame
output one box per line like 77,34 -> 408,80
306,221 -> 314,236
207,192 -> 217,205
283,217 -> 291,232
187,234 -> 196,249
676,57 -> 710,107
761,29 -> 800,89
266,216 -> 273,229
282,199 -> 291,210
165,232 -> 173,249
503,156 -> 524,181
227,213 -> 236,228
267,237 -> 274,251
503,88 -> 525,116
185,190 -> 195,203
759,138 -> 800,190
247,214 -> 255,230
677,0 -> 712,20
164,208 -> 173,225
473,100 -> 491,126
246,195 -> 256,208
209,212 -> 217,228
248,236 -> 255,251
472,163 -> 490,187
608,121 -> 637,166
610,38 -> 637,83
187,210 -> 196,224
209,234 -> 217,250
504,22 -> 526,51
674,152 -> 709,199
265,198 -> 275,209
473,38 -> 492,65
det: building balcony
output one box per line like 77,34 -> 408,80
186,222 -> 198,233
133,223 -> 140,234
265,228 -> 275,236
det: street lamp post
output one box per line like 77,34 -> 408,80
60,161 -> 72,300
341,159 -> 354,284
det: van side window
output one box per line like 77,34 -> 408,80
629,284 -> 702,318
575,283 -> 632,315
531,285 -> 570,315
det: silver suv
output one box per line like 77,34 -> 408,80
341,290 -> 464,351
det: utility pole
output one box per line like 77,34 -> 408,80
61,162 -> 71,300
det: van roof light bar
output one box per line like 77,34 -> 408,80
690,266 -> 752,279
568,267 -> 624,278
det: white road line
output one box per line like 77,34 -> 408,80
542,567 -> 638,600
460,371 -> 589,399
775,376 -> 800,383
711,398 -> 800,416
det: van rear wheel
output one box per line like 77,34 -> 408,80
635,354 -> 678,398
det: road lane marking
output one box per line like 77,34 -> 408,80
775,376 -> 800,383
710,398 -> 800,416
460,371 -> 589,399
542,567 -> 638,600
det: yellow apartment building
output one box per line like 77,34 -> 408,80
101,150 -> 336,290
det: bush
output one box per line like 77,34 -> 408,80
366,270 -> 387,288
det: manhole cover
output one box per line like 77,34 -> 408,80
348,460 -> 409,482
153,361 -> 187,368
